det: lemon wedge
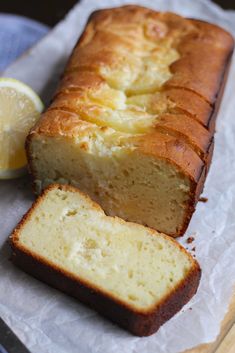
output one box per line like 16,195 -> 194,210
0,78 -> 44,179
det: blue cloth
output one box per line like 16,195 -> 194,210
0,14 -> 49,71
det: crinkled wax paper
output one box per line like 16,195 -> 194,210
1,1 -> 235,352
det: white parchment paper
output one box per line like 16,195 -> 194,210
1,1 -> 235,352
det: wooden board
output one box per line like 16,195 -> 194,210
183,292 -> 235,353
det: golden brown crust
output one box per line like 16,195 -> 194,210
26,5 -> 234,237
10,184 -> 201,336
63,6 -> 234,103
165,18 -> 234,104
31,5 -> 234,143
55,71 -> 105,95
30,109 -> 94,137
153,113 -> 213,160
162,88 -> 213,129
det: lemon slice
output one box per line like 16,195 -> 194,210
0,78 -> 44,179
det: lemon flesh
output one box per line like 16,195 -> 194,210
0,78 -> 43,179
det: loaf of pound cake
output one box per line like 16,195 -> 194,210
11,184 -> 201,336
26,5 -> 234,237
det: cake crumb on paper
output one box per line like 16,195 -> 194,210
199,197 -> 208,202
187,236 -> 195,244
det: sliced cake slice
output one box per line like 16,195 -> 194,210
11,184 -> 201,336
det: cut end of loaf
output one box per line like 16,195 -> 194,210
11,184 -> 201,335
27,130 -> 201,237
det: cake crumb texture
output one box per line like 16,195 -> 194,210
11,184 -> 201,336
